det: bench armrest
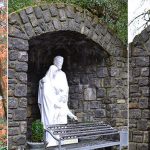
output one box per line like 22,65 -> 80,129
45,129 -> 60,141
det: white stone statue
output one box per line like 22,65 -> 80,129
38,56 -> 78,147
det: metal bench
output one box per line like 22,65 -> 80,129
45,122 -> 127,150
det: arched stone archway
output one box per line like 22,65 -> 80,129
129,26 -> 150,150
8,3 -> 127,149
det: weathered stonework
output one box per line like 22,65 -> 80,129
8,3 -> 127,149
129,26 -> 150,150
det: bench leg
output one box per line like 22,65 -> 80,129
119,145 -> 122,150
59,140 -> 61,150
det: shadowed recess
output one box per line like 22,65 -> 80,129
28,30 -> 109,79
27,30 -> 110,139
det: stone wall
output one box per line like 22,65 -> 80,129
8,3 -> 127,149
67,59 -> 127,127
129,26 -> 150,149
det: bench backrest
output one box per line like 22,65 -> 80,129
47,122 -> 120,141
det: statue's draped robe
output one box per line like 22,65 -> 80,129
38,65 -> 74,146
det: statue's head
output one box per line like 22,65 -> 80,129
53,56 -> 64,70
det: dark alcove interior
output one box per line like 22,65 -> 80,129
27,30 -> 110,139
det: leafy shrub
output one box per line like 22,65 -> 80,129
31,120 -> 44,142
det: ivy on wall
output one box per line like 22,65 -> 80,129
9,0 -> 127,44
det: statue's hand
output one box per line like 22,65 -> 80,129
73,116 -> 78,121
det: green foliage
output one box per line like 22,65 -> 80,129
0,141 -> 7,150
0,119 -> 6,125
8,0 -> 33,13
31,120 -> 44,142
8,0 -> 127,44
0,147 -> 7,150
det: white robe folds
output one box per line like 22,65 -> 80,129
38,65 -> 75,146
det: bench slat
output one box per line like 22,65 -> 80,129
53,126 -> 112,133
54,128 -> 116,135
76,132 -> 119,140
59,129 -> 118,139
47,122 -> 107,128
61,131 -> 119,140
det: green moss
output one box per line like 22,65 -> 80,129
8,0 -> 127,44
